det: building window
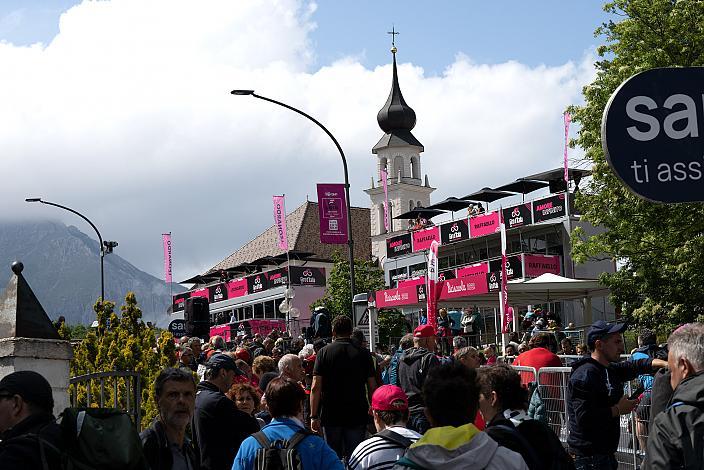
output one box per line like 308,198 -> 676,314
409,200 -> 414,211
416,200 -> 422,208
394,155 -> 404,177
380,157 -> 388,176
378,204 -> 387,234
389,267 -> 408,288
410,156 -> 420,179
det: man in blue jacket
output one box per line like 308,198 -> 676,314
233,377 -> 342,470
567,321 -> 667,470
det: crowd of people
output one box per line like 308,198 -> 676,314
0,315 -> 702,470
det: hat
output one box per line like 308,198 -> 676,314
414,324 -> 436,338
372,385 -> 408,411
0,371 -> 54,412
587,320 -> 627,347
234,347 -> 251,363
204,353 -> 243,375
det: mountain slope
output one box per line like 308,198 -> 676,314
0,220 -> 183,326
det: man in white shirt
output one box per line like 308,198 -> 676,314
348,385 -> 421,470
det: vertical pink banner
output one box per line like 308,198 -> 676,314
316,183 -> 349,245
162,233 -> 172,283
499,211 -> 510,333
427,240 -> 439,331
380,168 -> 390,232
272,195 -> 288,250
564,111 -> 571,184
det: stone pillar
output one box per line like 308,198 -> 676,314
0,337 -> 73,416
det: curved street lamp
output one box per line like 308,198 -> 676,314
25,197 -> 117,303
231,90 -> 356,313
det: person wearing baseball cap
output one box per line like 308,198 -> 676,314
566,320 -> 668,469
0,370 -> 64,469
397,324 -> 440,435
191,353 -> 258,470
348,385 -> 421,470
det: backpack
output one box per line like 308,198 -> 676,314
375,428 -> 414,449
488,423 -> 542,470
314,311 -> 332,339
252,430 -> 311,470
515,419 -> 575,470
28,408 -> 149,470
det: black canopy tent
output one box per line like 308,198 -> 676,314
394,206 -> 445,220
460,187 -> 517,211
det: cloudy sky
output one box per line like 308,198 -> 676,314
0,0 -> 609,282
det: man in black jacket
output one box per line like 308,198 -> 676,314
141,368 -> 199,470
567,321 -> 667,470
192,354 -> 259,470
398,324 -> 440,434
645,322 -> 704,469
0,371 -> 63,470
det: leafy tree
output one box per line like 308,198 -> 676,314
69,293 -> 176,429
311,251 -> 385,317
571,0 -> 704,336
377,309 -> 409,349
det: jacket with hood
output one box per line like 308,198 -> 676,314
392,423 -> 528,470
566,355 -> 653,456
398,347 -> 440,414
644,371 -> 704,470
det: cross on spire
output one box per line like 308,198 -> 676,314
387,26 -> 399,49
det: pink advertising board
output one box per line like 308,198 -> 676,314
523,254 -> 561,277
191,288 -> 209,299
376,285 -> 419,308
398,277 -> 425,288
469,211 -> 500,238
209,325 -> 231,343
439,275 -> 489,300
226,278 -> 248,298
456,262 -> 489,278
412,226 -> 440,252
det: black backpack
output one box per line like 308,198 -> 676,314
19,408 -> 149,470
515,419 -> 575,470
252,430 -> 311,470
313,311 -> 332,339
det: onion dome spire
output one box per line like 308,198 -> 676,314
377,39 -> 417,133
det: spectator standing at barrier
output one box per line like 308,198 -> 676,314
437,308 -> 454,356
398,324 -> 441,434
567,321 -> 667,470
478,365 -> 575,470
644,323 -> 704,470
192,354 -> 259,470
0,371 -> 64,469
233,377 -> 343,470
461,307 -> 482,347
631,328 -> 665,451
393,363 -> 528,469
513,333 -> 563,369
310,314 -> 376,461
388,334 -> 414,386
348,385 -> 421,470
141,368 -> 199,470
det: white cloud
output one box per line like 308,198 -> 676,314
0,0 -> 595,281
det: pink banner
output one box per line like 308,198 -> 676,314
272,195 -> 288,250
500,211 -> 510,333
376,285 -> 419,308
503,306 -> 514,334
398,277 -> 425,288
524,254 -> 562,277
456,262 -> 489,278
439,275 -> 489,300
191,288 -> 208,299
469,211 -> 500,238
427,240 -> 439,330
226,278 -> 248,298
564,111 -> 571,184
381,168 -> 390,232
162,233 -> 172,283
317,183 -> 349,244
412,226 -> 440,252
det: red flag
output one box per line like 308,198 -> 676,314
427,240 -> 439,331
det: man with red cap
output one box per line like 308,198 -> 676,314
348,385 -> 421,470
397,324 -> 440,434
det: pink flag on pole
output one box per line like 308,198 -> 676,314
564,111 -> 571,184
162,233 -> 172,284
499,211 -> 511,333
380,168 -> 390,232
272,195 -> 288,250
427,240 -> 439,331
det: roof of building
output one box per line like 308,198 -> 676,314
209,201 -> 371,272
374,47 -> 423,152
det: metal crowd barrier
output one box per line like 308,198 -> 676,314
511,365 -> 649,470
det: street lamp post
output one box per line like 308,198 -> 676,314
25,198 -> 116,303
231,90 -> 356,314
